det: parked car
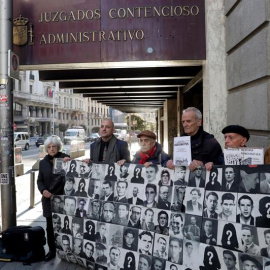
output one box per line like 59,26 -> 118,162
36,134 -> 61,147
14,132 -> 30,150
87,133 -> 100,142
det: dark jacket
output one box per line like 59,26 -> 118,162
182,127 -> 222,165
90,135 -> 131,163
37,152 -> 69,217
132,142 -> 170,167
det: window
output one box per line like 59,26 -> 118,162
14,102 -> 22,116
29,85 -> 33,94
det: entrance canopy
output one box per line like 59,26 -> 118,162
14,0 -> 205,112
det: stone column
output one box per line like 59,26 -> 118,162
203,0 -> 227,144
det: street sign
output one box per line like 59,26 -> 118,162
8,50 -> 19,80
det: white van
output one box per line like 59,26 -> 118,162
14,132 -> 30,150
64,128 -> 86,144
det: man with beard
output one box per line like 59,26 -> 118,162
155,210 -> 169,235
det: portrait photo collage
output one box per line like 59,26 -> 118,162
51,159 -> 270,270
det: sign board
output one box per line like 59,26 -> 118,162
8,50 -> 19,80
13,0 -> 206,67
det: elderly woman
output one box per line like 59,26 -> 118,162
37,136 -> 70,261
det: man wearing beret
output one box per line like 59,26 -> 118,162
132,130 -> 174,168
167,107 -> 222,171
206,124 -> 250,170
240,254 -> 262,270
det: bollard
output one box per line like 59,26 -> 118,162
30,171 -> 35,208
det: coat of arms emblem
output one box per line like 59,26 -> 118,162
13,15 -> 29,46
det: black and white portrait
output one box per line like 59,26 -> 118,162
183,214 -> 201,242
256,195 -> 270,228
95,222 -> 108,244
82,240 -> 95,262
183,239 -> 200,269
91,163 -> 105,180
119,250 -> 138,270
153,234 -> 169,260
188,166 -> 206,188
200,245 -> 221,270
51,195 -> 64,214
201,218 -> 218,245
171,185 -> 186,212
128,205 -> 142,229
72,237 -> 83,257
218,192 -> 237,222
205,167 -> 222,191
221,249 -> 239,270
88,178 -> 101,199
104,163 -> 118,181
62,215 -> 72,235
100,201 -> 116,223
66,160 -> 79,178
122,227 -> 139,251
71,216 -> 83,239
141,208 -> 155,231
239,168 -> 260,194
151,257 -> 165,270
53,158 -> 67,175
118,163 -> 130,181
114,203 -> 129,226
143,183 -> 158,208
260,171 -> 270,194
241,225 -> 260,255
107,246 -> 121,269
130,164 -> 145,184
138,230 -> 154,255
64,177 -> 75,196
157,185 -> 172,210
184,187 -> 204,216
168,237 -> 183,265
63,195 -> 76,216
74,177 -> 89,197
238,253 -> 263,270
138,254 -> 152,270
236,194 -> 256,226
78,160 -> 91,178
158,168 -> 174,186
203,191 -> 219,219
154,209 -> 170,235
75,197 -> 89,218
108,224 -> 124,248
128,184 -> 144,205
169,213 -> 184,238
84,219 -> 96,241
52,213 -> 63,233
258,228 -> 270,258
173,166 -> 189,186
62,234 -> 72,253
88,199 -> 100,220
114,180 -> 129,203
221,166 -> 240,192
95,242 -> 108,266
100,179 -> 115,201
144,164 -> 159,184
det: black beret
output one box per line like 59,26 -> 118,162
95,243 -> 106,250
222,125 -> 250,141
240,254 -> 262,270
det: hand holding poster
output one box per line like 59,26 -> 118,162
173,136 -> 192,166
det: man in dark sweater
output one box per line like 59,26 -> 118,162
87,119 -> 130,165
167,107 -> 222,171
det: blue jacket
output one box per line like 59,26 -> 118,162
132,142 -> 170,167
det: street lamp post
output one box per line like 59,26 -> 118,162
0,0 -> 17,230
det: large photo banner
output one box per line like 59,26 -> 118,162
51,160 -> 270,270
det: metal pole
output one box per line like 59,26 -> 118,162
0,0 -> 17,229
52,90 -> 55,134
30,171 -> 35,208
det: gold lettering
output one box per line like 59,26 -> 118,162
59,11 -> 67,21
174,6 -> 183,16
191,6 -> 199,15
153,7 -> 161,17
108,31 -> 116,41
69,11 -> 76,21
135,30 -> 144,40
135,7 -> 143,18
44,12 -> 51,23
118,8 -> 126,18
92,31 -> 98,42
86,10 -> 94,20
99,31 -> 106,41
128,30 -> 135,40
48,34 -> 55,44
109,8 -> 116,19
127,7 -> 135,18
144,7 -> 152,17
123,30 -> 127,41
94,9 -> 101,19
183,6 -> 190,16
115,30 -> 121,41
161,6 -> 170,17
52,12 -> 59,22
83,32 -> 90,42
39,13 -> 43,23
77,10 -> 85,20
70,33 -> 77,42
40,34 -> 47,44
56,33 -> 65,43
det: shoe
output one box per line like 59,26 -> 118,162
44,251 -> 56,261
